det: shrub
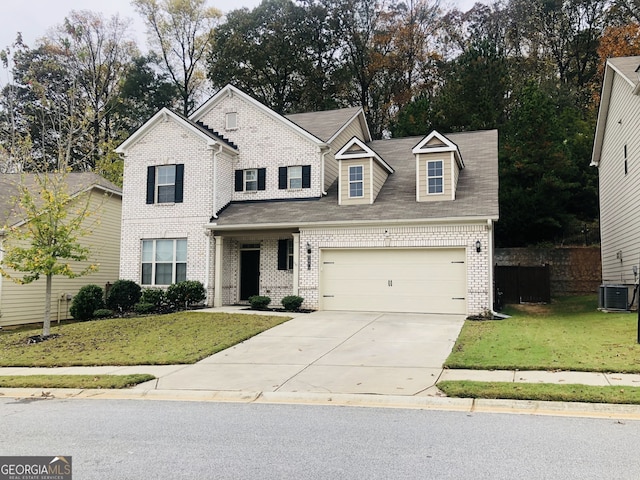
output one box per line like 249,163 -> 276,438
106,280 -> 142,313
249,295 -> 271,310
282,295 -> 304,312
70,284 -> 105,321
93,309 -> 114,319
134,302 -> 156,315
141,288 -> 167,312
166,280 -> 206,310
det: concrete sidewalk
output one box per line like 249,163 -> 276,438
2,307 -> 640,418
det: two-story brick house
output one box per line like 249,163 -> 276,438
116,85 -> 499,315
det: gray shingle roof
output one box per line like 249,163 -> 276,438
0,172 -> 121,228
608,56 -> 640,86
286,107 -> 362,142
213,129 -> 498,229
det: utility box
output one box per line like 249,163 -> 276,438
599,285 -> 629,310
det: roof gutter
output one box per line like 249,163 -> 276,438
206,215 -> 499,232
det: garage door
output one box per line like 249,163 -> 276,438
320,248 -> 467,314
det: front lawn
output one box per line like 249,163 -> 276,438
0,312 -> 289,367
445,296 -> 640,373
0,374 -> 155,389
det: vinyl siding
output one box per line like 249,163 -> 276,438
328,120 -> 368,190
0,190 -> 122,327
416,152 -> 453,201
372,161 -> 389,201
599,73 -> 640,285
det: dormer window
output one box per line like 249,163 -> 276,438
427,160 -> 444,194
349,165 -> 364,198
225,112 -> 237,130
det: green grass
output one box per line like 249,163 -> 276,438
0,312 -> 290,367
438,380 -> 640,405
445,295 -> 640,373
0,374 -> 155,389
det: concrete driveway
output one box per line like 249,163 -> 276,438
154,310 -> 465,396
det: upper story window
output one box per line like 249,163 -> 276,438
225,112 -> 237,130
349,165 -> 364,198
235,168 -> 266,192
146,164 -> 184,204
427,160 -> 444,194
141,238 -> 187,285
279,165 -> 311,190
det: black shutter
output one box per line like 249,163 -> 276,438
278,167 -> 287,189
257,168 -> 266,190
146,166 -> 156,204
302,165 -> 311,188
277,239 -> 288,270
235,169 -> 243,192
174,164 -> 184,203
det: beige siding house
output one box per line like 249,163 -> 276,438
0,174 -> 122,327
116,84 -> 499,316
592,57 -> 640,303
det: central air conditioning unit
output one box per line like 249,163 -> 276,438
598,285 -> 629,310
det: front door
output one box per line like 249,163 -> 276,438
240,249 -> 260,300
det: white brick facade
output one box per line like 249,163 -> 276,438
118,85 -> 497,316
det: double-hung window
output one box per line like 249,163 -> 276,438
235,168 -> 266,192
146,164 -> 184,204
278,165 -> 311,190
141,239 -> 187,285
349,165 -> 364,198
427,160 -> 444,194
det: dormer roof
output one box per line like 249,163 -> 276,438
335,137 -> 394,174
412,130 -> 464,169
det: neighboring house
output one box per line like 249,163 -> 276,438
0,173 -> 122,327
116,85 -> 499,316
592,56 -> 640,306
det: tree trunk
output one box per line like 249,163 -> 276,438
43,273 -> 52,337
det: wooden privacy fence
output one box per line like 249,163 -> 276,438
495,264 -> 551,304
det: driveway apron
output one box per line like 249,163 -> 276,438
155,311 -> 465,396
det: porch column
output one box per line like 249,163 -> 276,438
292,233 -> 300,296
213,236 -> 223,307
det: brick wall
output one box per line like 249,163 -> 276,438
494,247 -> 602,296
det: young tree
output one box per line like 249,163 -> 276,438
0,169 -> 100,337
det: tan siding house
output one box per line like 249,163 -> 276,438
592,56 -> 640,300
0,174 -> 122,327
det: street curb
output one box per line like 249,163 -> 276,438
3,387 -> 640,419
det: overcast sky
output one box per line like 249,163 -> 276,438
2,0 -> 481,55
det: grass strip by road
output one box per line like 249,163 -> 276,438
438,380 -> 640,405
445,296 -> 640,373
0,374 -> 155,389
0,312 -> 290,367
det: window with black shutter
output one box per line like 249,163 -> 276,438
277,239 -> 294,270
147,164 -> 184,204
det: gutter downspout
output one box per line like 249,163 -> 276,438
211,143 -> 223,219
320,147 -> 330,196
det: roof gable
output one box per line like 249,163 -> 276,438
115,108 -> 238,155
412,130 -> 464,168
191,85 -> 328,147
592,56 -> 640,166
335,137 -> 394,174
286,107 -> 372,143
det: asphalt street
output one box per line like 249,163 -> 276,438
2,398 -> 640,479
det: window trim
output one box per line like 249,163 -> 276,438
141,238 -> 187,286
245,168 -> 258,191
156,165 -> 176,203
348,165 -> 364,198
427,160 -> 444,195
288,166 -> 303,189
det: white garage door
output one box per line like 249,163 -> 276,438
320,248 -> 467,314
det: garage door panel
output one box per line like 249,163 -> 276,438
321,248 -> 467,314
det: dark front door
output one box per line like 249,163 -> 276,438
240,250 -> 260,300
